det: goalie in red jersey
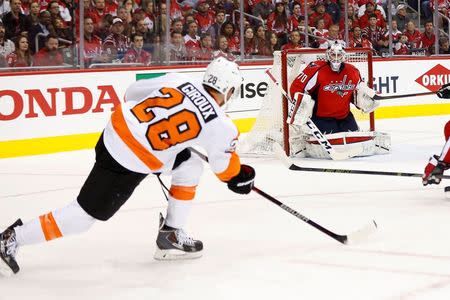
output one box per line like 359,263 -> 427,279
288,41 -> 390,158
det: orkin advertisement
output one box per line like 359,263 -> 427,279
1,58 -> 450,158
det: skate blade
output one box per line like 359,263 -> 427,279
154,248 -> 202,261
0,260 -> 14,277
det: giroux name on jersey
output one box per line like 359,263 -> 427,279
178,83 -> 218,123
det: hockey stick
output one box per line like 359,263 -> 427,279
265,69 -> 363,160
373,91 -> 435,100
189,147 -> 378,245
273,143 -> 450,179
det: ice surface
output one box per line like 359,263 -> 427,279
1,116 -> 450,300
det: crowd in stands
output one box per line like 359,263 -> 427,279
0,0 -> 449,68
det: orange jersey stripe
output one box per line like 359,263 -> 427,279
216,152 -> 241,182
39,212 -> 63,241
169,185 -> 197,200
111,105 -> 163,171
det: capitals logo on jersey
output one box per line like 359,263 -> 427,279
323,75 -> 356,98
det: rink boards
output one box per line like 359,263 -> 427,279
1,57 -> 450,158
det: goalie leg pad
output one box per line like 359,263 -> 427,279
299,131 -> 391,159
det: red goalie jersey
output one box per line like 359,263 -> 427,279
289,60 -> 362,120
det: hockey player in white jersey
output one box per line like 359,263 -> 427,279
0,57 -> 256,276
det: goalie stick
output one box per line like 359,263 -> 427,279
273,143 -> 450,179
189,147 -> 378,245
373,91 -> 435,100
265,69 -> 363,160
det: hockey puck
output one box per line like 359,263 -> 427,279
445,186 -> 450,199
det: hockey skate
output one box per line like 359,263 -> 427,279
0,219 -> 23,276
154,213 -> 203,260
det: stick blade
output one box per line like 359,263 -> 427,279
329,144 -> 364,160
343,220 -> 378,245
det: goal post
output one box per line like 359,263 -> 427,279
238,47 -> 374,157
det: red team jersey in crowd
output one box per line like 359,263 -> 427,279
290,61 -> 361,120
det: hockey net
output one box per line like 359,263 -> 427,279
238,48 -> 374,156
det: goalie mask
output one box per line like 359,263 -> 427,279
326,42 -> 346,72
203,57 -> 243,109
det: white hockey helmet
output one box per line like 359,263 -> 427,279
326,41 -> 346,72
203,57 -> 243,107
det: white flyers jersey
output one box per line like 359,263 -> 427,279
103,73 -> 241,182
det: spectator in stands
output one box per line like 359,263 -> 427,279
25,2 -> 40,26
357,0 -> 386,20
394,33 -> 410,55
362,14 -> 386,54
6,33 -> 32,66
83,16 -> 106,65
52,17 -> 72,46
214,34 -> 235,60
141,0 -> 155,33
104,0 -> 118,16
184,20 -> 201,58
358,1 -> 385,30
123,33 -> 151,65
0,0 -> 11,18
28,10 -> 51,53
167,31 -> 186,61
208,9 -> 225,44
324,0 -> 340,24
219,20 -> 239,53
429,0 -> 449,28
319,24 -> 344,48
267,0 -> 289,44
47,0 -> 70,25
404,20 -> 421,49
103,17 -> 131,62
123,0 -> 138,15
88,0 -> 107,30
191,33 -> 213,61
439,37 -> 450,54
254,24 -> 267,54
195,0 -> 214,34
116,6 -> 132,36
288,3 -> 302,32
419,20 -> 436,55
2,0 -> 31,40
134,18 -> 153,48
349,25 -> 372,48
281,30 -> 302,50
243,26 -> 256,56
298,16 -> 313,47
263,31 -> 280,56
171,18 -> 183,34
309,1 -> 333,29
34,34 -> 64,66
252,0 -> 274,23
384,19 -> 402,44
0,22 -> 14,59
393,4 -> 410,32
95,13 -> 113,40
339,4 -> 358,30
313,18 -> 329,47
181,13 -> 196,35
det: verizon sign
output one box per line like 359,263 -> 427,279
415,64 -> 450,92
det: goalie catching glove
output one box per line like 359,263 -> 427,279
422,155 -> 450,186
227,164 -> 255,194
437,83 -> 450,99
355,82 -> 379,113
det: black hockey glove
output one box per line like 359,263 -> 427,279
227,164 -> 255,194
437,83 -> 450,99
423,155 -> 450,186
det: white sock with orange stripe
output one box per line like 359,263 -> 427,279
14,200 -> 96,246
165,196 -> 193,229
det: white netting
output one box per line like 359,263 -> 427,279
238,49 -> 371,156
